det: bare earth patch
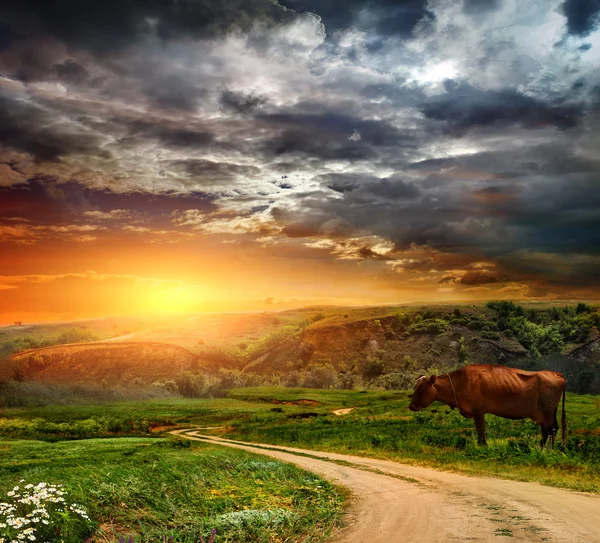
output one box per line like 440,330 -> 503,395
332,408 -> 355,416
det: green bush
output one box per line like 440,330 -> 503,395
481,330 -> 500,340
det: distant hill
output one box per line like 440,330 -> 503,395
1,302 -> 599,395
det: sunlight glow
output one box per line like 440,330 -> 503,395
411,60 -> 457,84
142,285 -> 194,315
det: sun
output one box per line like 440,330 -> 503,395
143,284 -> 193,315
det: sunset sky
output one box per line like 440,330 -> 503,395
1,0 -> 600,323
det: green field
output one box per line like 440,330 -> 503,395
2,388 -> 600,496
0,435 -> 344,543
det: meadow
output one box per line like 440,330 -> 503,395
2,388 -> 599,495
0,435 -> 344,542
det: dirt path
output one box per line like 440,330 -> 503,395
173,430 -> 600,543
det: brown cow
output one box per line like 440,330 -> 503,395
408,364 -> 567,447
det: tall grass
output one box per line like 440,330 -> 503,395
0,380 -> 176,408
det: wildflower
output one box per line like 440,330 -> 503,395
0,482 -> 94,543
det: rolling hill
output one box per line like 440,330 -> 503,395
1,302 -> 599,395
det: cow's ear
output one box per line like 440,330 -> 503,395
429,375 -> 437,384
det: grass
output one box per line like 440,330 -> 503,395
0,436 -> 344,543
3,388 -> 600,494
223,389 -> 600,493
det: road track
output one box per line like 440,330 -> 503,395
173,430 -> 600,543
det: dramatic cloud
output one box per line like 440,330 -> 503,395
420,81 -> 582,134
1,0 -> 600,320
561,0 -> 600,36
0,0 -> 295,54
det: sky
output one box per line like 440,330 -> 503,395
1,0 -> 600,323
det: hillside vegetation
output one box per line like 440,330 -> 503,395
1,302 -> 599,407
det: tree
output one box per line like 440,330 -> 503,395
360,356 -> 385,380
303,363 -> 338,389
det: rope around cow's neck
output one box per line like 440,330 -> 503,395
446,373 -> 459,410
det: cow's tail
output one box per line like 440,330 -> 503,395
561,376 -> 567,447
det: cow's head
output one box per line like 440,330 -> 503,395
408,375 -> 437,411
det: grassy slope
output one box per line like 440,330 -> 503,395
3,390 -> 600,492
1,436 -> 344,543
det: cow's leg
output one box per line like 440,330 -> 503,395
540,425 -> 549,448
474,412 -> 487,446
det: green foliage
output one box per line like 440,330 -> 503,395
56,328 -> 98,345
458,337 -> 468,365
0,328 -> 99,359
405,318 -> 448,336
481,330 -> 500,340
360,356 -> 386,381
244,326 -> 297,361
486,301 -> 599,359
303,364 -> 339,389
0,415 -> 173,441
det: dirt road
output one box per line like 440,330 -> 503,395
173,430 -> 599,543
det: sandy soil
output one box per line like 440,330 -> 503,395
332,408 -> 355,416
173,430 -> 600,543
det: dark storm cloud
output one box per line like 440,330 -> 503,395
120,120 -> 216,149
167,159 -> 261,184
0,177 -> 217,224
420,82 -> 582,134
320,173 -> 421,200
327,183 -> 359,193
54,59 -> 89,84
359,178 -> 420,200
0,0 -> 295,55
458,270 -> 506,285
0,21 -> 22,50
561,0 -> 600,36
259,110 -> 413,161
262,129 -> 374,160
357,246 -> 391,260
318,173 -> 377,193
497,252 -> 600,288
278,0 -> 431,37
220,90 -> 266,114
144,74 -> 207,111
283,140 -> 600,264
261,111 -> 409,146
0,93 -> 108,162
